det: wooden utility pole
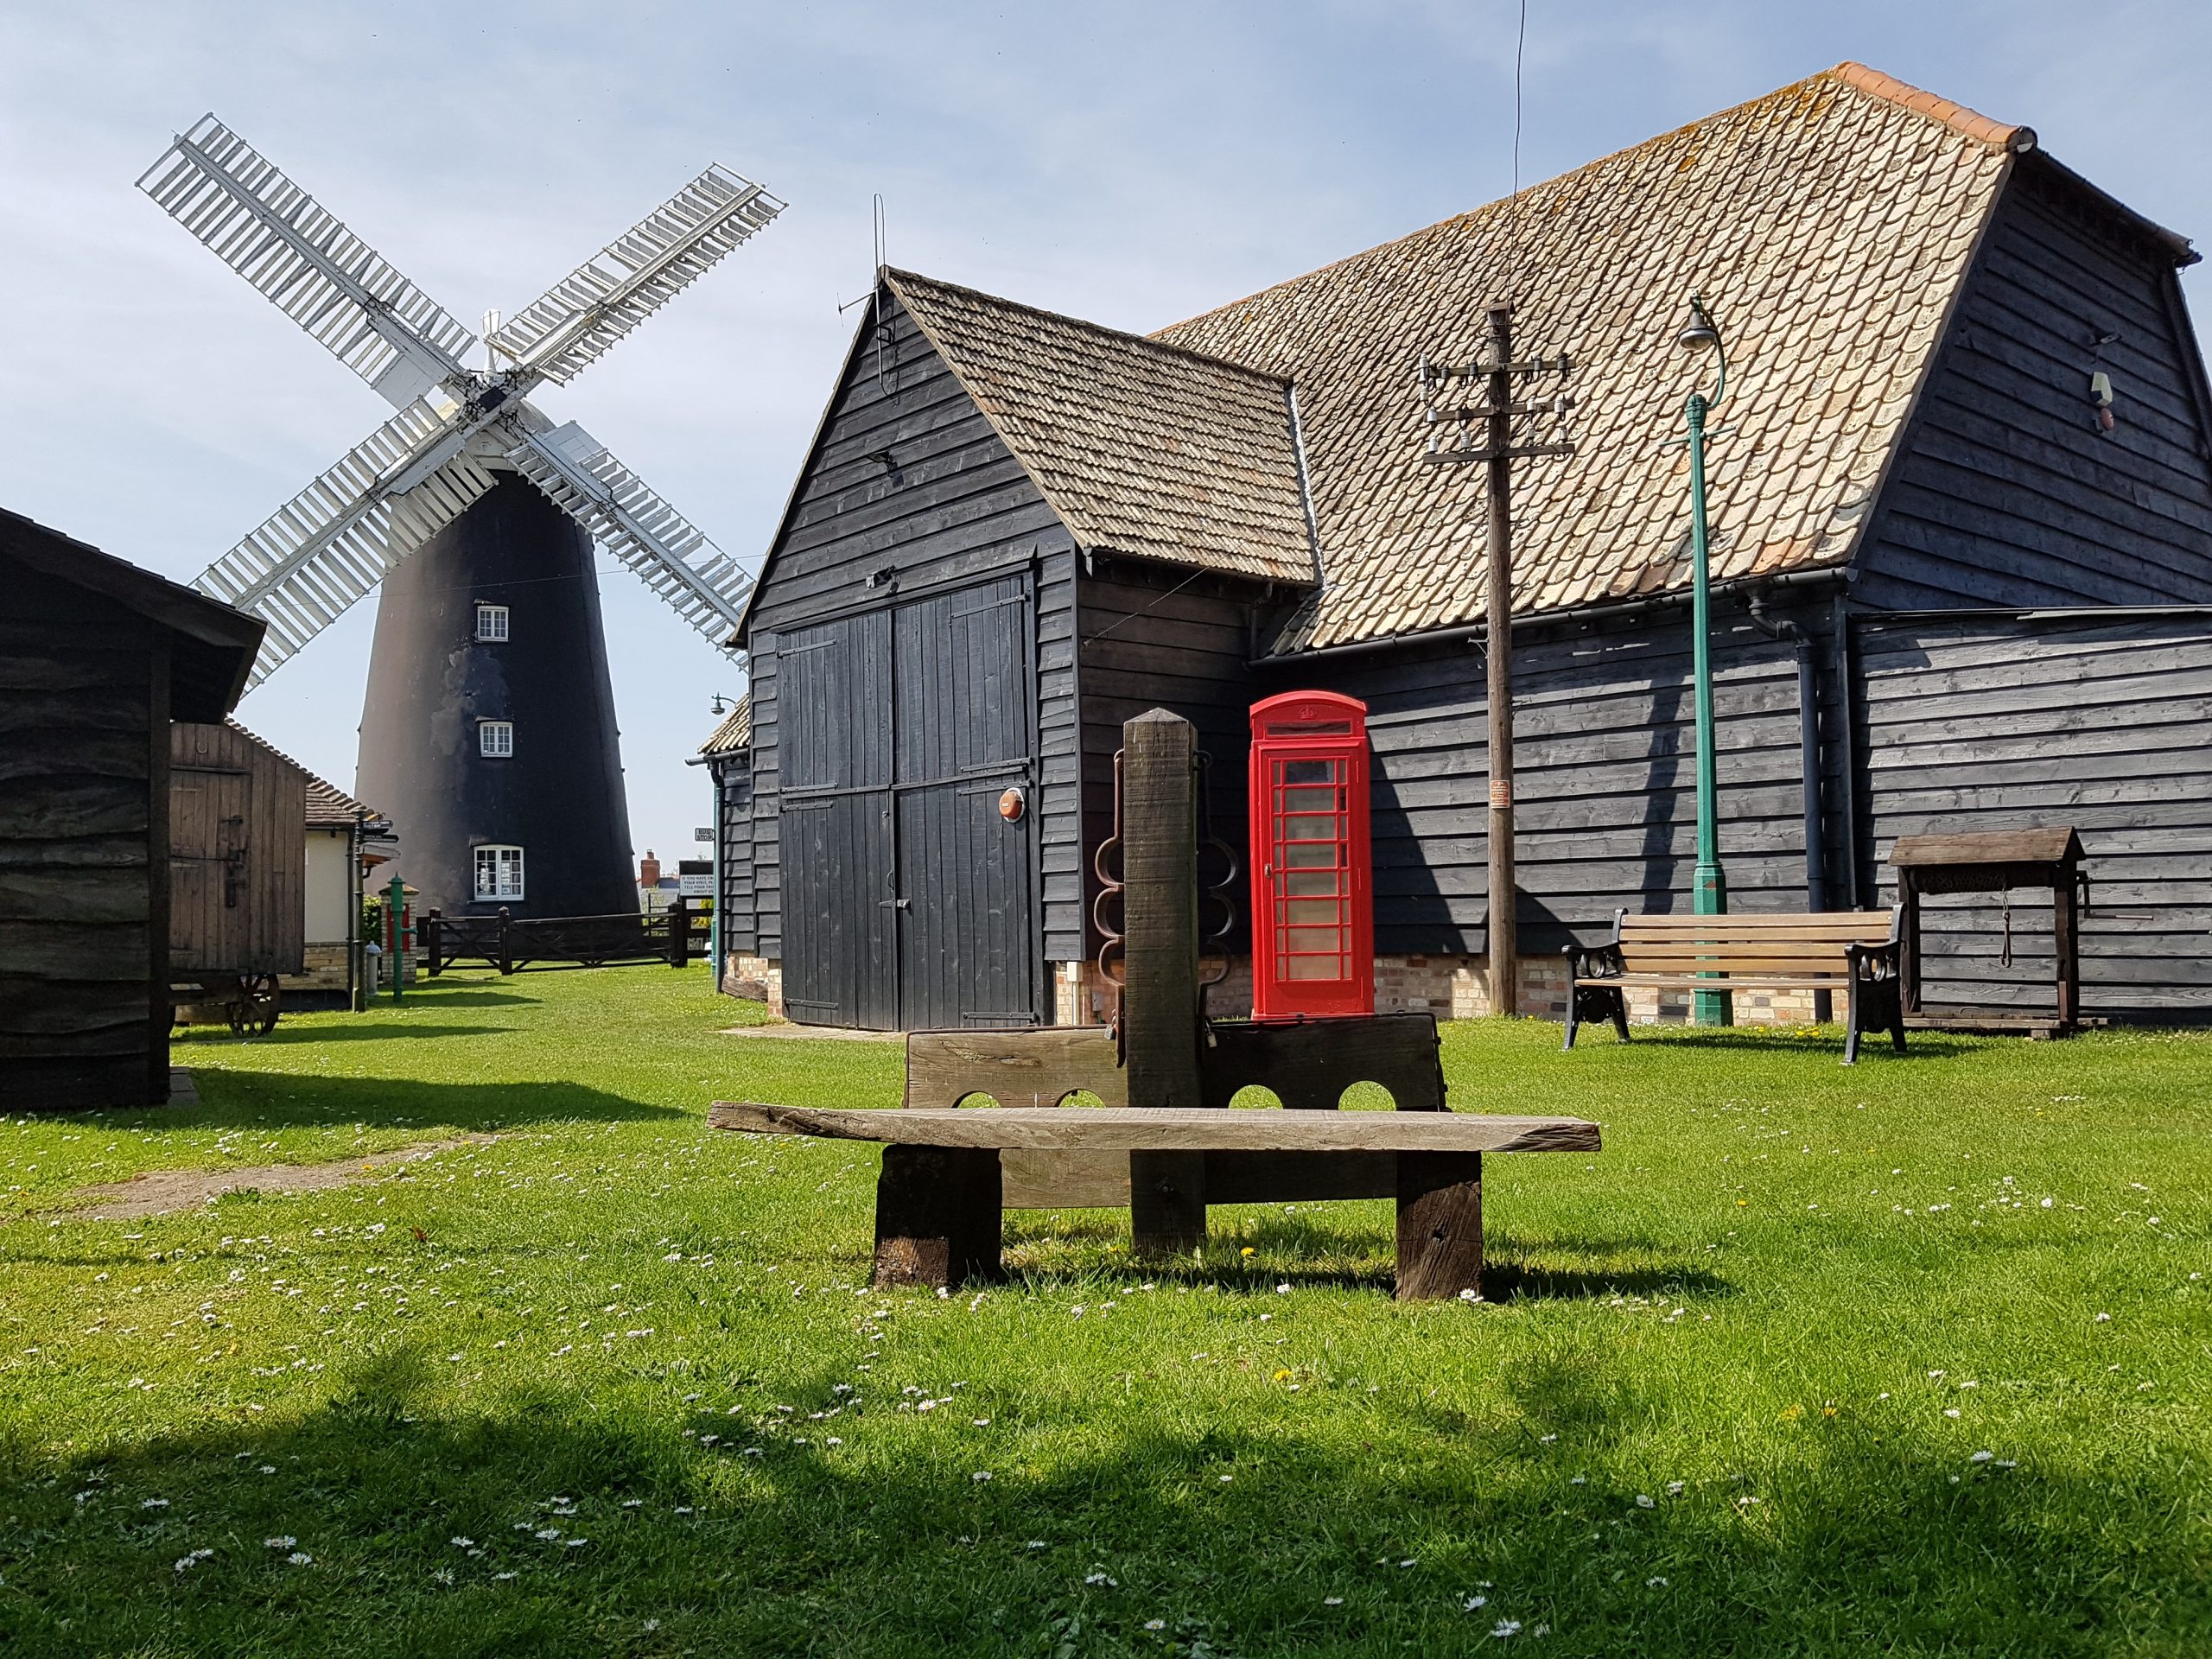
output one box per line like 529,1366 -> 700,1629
1418,308 -> 1575,1019
1482,304 -> 1519,1014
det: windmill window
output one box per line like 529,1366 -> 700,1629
475,603 -> 510,642
480,720 -> 514,758
474,845 -> 524,900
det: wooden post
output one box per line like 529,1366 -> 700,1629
423,908 -> 442,977
1900,876 -> 1923,1015
1395,1150 -> 1483,1301
669,899 -> 690,967
1484,303 -> 1519,1018
496,906 -> 513,976
873,1144 -> 1003,1288
2054,868 -> 2079,1028
1121,709 -> 1208,1255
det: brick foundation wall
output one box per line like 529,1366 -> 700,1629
725,952 -> 784,1016
758,954 -> 1833,1030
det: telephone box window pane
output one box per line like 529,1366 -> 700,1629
1285,871 -> 1341,896
1286,955 -> 1347,980
1285,899 -> 1343,925
1281,759 -> 1339,785
1277,785 -> 1341,814
1281,840 -> 1341,868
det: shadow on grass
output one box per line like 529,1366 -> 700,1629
82,1075 -> 683,1135
1563,1027 -> 1975,1062
0,1345 -> 2195,1657
176,1024 -> 513,1047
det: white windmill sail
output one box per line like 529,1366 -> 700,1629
507,421 -> 757,647
486,166 -> 785,385
137,115 -> 475,410
144,113 -> 779,683
195,401 -> 499,686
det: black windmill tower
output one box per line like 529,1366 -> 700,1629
138,116 -> 781,915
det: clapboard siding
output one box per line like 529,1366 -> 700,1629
1076,560 -> 1271,953
1855,161 -> 2212,610
1295,596 -> 1847,957
0,570 -> 163,1109
168,721 -> 306,977
1856,610 -> 2212,1016
713,752 -> 755,958
741,295 -> 1081,974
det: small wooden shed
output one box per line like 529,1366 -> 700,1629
0,508 -> 262,1109
168,721 -> 308,994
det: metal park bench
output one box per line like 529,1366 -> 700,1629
709,1096 -> 1599,1300
1564,906 -> 1908,1064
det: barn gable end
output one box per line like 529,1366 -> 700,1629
1853,156 -> 2212,608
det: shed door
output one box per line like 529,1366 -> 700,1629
169,767 -> 251,973
778,575 -> 1037,1029
778,609 -> 897,1028
894,579 -> 1036,1028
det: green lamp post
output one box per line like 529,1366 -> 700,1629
1676,296 -> 1731,1026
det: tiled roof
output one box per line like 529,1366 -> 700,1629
885,270 -> 1319,583
1153,63 -> 2031,651
699,692 -> 752,756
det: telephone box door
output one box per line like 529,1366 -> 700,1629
1249,691 -> 1372,1019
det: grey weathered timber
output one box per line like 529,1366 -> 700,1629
1395,1151 -> 1484,1302
711,1102 -> 1596,1296
168,721 -> 308,982
1891,827 -> 2088,1029
872,1144 -> 1003,1287
1564,908 -> 1905,1063
1200,1012 -> 1445,1111
1119,709 -> 1209,1252
709,1102 -> 1599,1154
905,1027 -> 1128,1109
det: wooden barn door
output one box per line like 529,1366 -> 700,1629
169,766 -> 251,974
777,575 -> 1037,1029
893,575 -> 1036,1028
778,610 -> 897,1028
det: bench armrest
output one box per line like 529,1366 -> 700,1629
1844,939 -> 1900,980
1565,941 -> 1624,978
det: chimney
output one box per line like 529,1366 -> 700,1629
639,848 -> 660,888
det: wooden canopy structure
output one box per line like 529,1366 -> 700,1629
1891,828 -> 2090,1033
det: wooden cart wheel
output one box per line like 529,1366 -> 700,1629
233,973 -> 283,1037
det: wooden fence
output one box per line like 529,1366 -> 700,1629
423,904 -> 699,975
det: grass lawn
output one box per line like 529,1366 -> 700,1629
1,967 -> 2208,1656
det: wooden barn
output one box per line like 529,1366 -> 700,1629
168,720 -> 308,1007
1,509 -> 262,1109
719,61 -> 2212,1031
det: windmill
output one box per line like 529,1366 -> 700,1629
138,114 -> 782,918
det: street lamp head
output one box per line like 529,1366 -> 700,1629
1675,296 -> 1722,356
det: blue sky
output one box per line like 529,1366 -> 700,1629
2,0 -> 2205,867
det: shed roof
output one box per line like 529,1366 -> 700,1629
699,692 -> 752,757
1154,61 -> 2041,650
885,270 -> 1318,583
1,506 -> 264,719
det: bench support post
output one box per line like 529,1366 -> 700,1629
873,1145 -> 1003,1289
1395,1150 -> 1483,1301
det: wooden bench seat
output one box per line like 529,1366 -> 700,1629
709,1102 -> 1599,1300
1564,906 -> 1907,1064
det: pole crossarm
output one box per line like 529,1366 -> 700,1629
1424,442 -> 1578,464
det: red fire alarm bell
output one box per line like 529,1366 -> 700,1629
1248,690 -> 1373,1020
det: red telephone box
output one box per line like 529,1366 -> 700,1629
1249,690 -> 1373,1019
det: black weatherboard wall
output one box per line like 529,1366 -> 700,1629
741,294 -> 1081,1027
1857,157 -> 2212,610
0,511 -> 260,1109
1856,609 -> 2212,1019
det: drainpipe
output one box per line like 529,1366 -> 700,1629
1748,592 -> 1832,1021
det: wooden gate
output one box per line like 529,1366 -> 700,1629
779,575 -> 1037,1029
